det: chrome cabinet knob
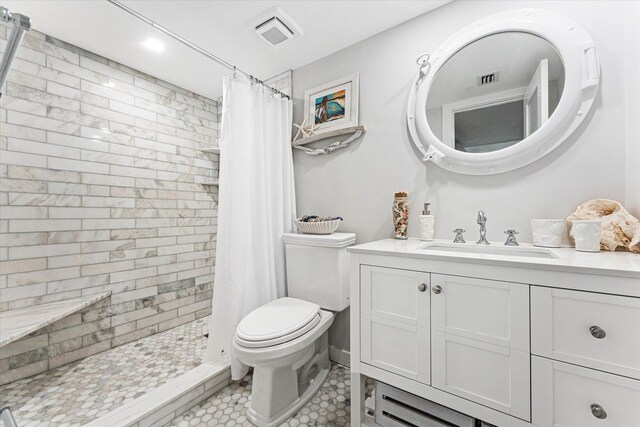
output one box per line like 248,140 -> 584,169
590,403 -> 607,419
418,283 -> 427,292
432,285 -> 442,294
590,326 -> 606,339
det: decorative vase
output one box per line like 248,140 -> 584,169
393,191 -> 409,240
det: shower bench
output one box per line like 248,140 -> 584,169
0,292 -> 111,348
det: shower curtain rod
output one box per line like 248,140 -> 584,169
106,0 -> 290,100
0,6 -> 31,98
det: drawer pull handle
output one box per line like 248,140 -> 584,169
432,285 -> 442,294
590,403 -> 607,419
589,326 -> 606,339
418,283 -> 427,292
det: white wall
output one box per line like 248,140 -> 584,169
291,0 -> 640,352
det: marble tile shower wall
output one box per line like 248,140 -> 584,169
0,24 -> 219,384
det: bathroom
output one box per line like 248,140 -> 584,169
0,0 -> 639,426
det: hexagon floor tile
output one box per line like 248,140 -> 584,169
0,316 -> 209,427
166,363 -> 363,427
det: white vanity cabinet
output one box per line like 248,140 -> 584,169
359,266 -> 532,421
349,239 -> 640,427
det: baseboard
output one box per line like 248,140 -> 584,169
329,345 -> 350,367
85,362 -> 231,427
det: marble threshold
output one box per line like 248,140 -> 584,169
0,292 -> 111,347
84,362 -> 231,427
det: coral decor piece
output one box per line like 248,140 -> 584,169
567,199 -> 640,253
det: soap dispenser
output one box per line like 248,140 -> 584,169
419,203 -> 435,241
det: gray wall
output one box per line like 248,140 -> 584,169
0,25 -> 218,383
291,1 -> 640,352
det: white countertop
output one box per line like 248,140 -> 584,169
348,239 -> 640,279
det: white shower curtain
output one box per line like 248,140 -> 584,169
205,75 -> 296,379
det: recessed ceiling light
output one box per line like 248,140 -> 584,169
143,38 -> 165,53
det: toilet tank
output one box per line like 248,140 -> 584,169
283,232 -> 356,312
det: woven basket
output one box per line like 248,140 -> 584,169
294,219 -> 341,235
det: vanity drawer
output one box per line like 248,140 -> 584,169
531,286 -> 640,379
532,356 -> 640,427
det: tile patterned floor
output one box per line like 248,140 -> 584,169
0,316 -> 209,427
1,315 -> 371,427
167,363 -> 353,427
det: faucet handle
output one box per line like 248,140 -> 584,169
504,229 -> 519,246
453,228 -> 466,243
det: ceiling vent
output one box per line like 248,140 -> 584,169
477,71 -> 499,86
254,7 -> 302,48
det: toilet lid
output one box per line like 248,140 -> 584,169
236,297 -> 321,348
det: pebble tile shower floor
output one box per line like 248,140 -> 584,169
0,317 -> 209,426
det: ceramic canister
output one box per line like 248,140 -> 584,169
572,219 -> 602,252
531,219 -> 566,247
393,191 -> 409,240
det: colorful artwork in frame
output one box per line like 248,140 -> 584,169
304,73 -> 359,133
315,89 -> 345,124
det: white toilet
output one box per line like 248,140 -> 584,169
233,232 -> 355,427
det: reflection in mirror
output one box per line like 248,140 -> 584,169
426,32 -> 565,153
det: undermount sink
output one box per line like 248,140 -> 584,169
421,242 -> 558,259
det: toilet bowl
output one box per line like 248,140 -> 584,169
233,232 -> 355,427
233,297 -> 334,426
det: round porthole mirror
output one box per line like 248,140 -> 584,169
407,9 -> 600,175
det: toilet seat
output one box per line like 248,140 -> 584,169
236,297 -> 321,348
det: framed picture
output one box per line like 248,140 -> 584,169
303,73 -> 359,133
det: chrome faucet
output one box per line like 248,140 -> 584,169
476,210 -> 489,244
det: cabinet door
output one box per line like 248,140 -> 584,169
431,274 -> 530,421
532,356 -> 640,427
360,266 -> 430,384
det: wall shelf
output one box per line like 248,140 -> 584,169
292,125 -> 367,147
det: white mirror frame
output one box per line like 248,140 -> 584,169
407,9 -> 600,175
